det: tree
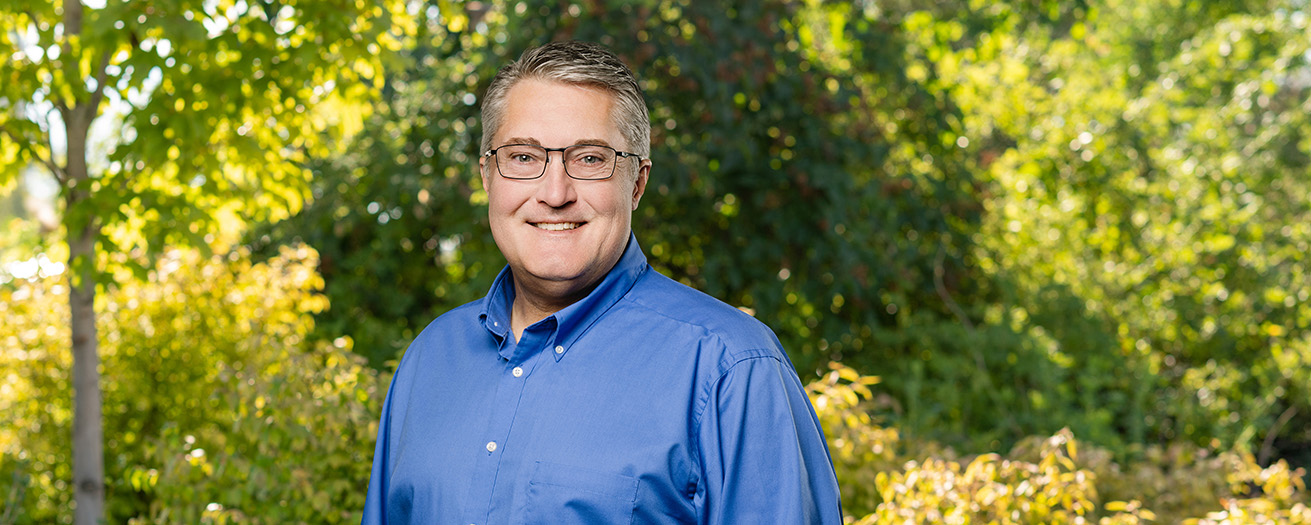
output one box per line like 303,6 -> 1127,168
0,1 -> 411,521
960,0 -> 1311,452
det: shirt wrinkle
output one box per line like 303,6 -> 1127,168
624,288 -> 772,346
619,295 -> 784,429
688,353 -> 785,475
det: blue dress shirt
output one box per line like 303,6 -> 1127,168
362,235 -> 842,524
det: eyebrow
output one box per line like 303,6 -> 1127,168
500,137 -> 615,148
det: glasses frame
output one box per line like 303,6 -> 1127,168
483,144 -> 646,181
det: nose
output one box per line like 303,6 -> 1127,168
535,150 -> 577,208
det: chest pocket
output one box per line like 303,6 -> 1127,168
519,461 -> 640,525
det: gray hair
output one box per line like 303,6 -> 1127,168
480,41 -> 651,162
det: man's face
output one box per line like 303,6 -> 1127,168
480,78 -> 649,305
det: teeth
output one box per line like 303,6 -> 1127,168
534,222 -> 580,231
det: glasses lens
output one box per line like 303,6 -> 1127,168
564,145 -> 617,180
495,145 -> 547,179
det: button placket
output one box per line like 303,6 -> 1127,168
463,333 -> 546,525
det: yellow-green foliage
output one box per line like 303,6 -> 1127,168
1051,440 -> 1307,524
806,362 -> 900,516
1,246 -> 385,523
809,363 -> 1310,524
865,433 -> 1099,524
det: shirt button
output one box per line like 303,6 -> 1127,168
512,367 -> 524,377
486,441 -> 497,452
554,345 -> 564,354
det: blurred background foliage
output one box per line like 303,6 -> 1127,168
253,0 -> 1311,459
2,244 -> 384,522
3,0 -> 1310,522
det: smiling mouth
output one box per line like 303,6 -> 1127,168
532,222 -> 582,231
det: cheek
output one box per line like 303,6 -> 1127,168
487,187 -> 526,215
600,184 -> 636,213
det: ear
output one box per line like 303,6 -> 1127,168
479,154 -> 491,193
631,159 -> 651,211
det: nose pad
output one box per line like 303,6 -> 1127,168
543,151 -> 564,176
536,151 -> 576,206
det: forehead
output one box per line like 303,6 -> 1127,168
496,78 -> 624,148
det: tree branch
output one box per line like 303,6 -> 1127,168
49,104 -> 75,183
1258,405 -> 1297,466
23,9 -> 41,29
0,125 -> 65,181
59,0 -> 81,117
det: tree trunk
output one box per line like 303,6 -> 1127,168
62,26 -> 105,519
68,209 -> 103,525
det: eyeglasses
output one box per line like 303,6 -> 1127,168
483,144 -> 645,180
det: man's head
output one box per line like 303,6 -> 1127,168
478,41 -> 651,315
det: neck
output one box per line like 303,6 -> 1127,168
508,279 -> 592,341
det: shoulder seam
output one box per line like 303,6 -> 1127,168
688,352 -> 785,488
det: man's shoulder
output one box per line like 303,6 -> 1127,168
409,298 -> 487,346
622,269 -> 781,355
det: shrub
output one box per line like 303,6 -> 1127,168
809,362 -> 1309,524
0,246 -> 384,523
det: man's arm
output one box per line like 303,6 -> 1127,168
694,353 -> 843,524
361,354 -> 410,525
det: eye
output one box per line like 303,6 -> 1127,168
500,146 -> 545,164
568,147 -> 612,166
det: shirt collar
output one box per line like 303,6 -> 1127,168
480,269 -> 515,341
480,233 -> 648,360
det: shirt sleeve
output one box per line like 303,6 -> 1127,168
361,387 -> 392,524
694,353 -> 844,525
361,355 -> 411,525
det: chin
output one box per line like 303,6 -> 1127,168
527,264 -> 591,284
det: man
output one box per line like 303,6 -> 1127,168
362,40 -> 842,524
